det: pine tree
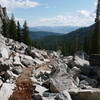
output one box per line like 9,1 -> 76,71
22,20 -> 31,45
8,14 -> 17,40
91,21 -> 100,54
74,35 -> 80,53
16,21 -> 21,42
83,37 -> 89,53
91,0 -> 100,54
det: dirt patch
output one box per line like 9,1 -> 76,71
9,67 -> 34,100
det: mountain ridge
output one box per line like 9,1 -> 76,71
30,26 -> 79,34
29,31 -> 61,40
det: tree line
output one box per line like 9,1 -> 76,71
2,14 -> 32,45
32,21 -> 100,56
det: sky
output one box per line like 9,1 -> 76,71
0,0 -> 97,27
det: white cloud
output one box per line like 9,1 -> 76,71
77,10 -> 95,18
0,0 -> 39,9
77,10 -> 92,17
38,10 -> 95,27
30,0 -> 96,27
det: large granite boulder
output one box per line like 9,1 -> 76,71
74,56 -> 90,68
73,56 -> 90,75
69,67 -> 80,86
43,61 -> 77,93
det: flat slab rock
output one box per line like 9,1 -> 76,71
69,89 -> 100,100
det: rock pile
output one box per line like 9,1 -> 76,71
0,34 -> 100,100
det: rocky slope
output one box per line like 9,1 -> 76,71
0,32 -> 100,100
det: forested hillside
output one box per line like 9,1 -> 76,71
29,31 -> 61,40
32,24 -> 94,55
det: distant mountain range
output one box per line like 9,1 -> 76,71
29,26 -> 79,34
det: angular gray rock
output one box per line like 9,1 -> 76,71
74,56 -> 90,68
12,66 -> 23,75
55,90 -> 72,100
20,54 -> 35,67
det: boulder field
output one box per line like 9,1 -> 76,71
0,34 -> 100,100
